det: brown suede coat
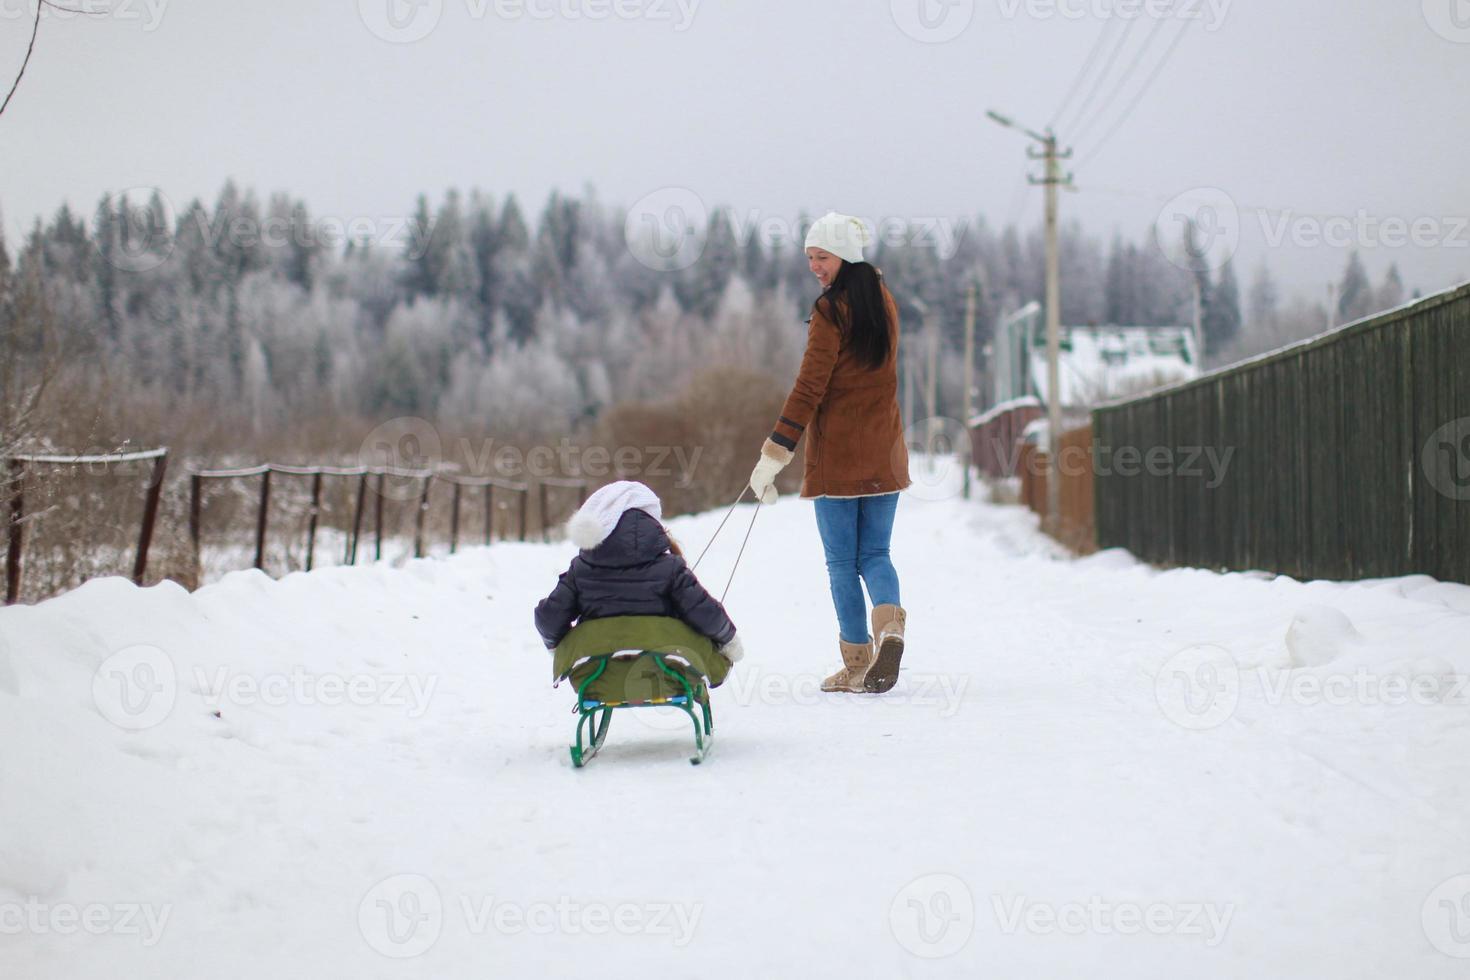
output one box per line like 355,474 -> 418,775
769,283 -> 911,498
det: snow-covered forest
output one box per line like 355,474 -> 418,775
0,183 -> 1413,459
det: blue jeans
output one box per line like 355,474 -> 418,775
812,494 -> 901,644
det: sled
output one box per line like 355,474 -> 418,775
552,616 -> 732,767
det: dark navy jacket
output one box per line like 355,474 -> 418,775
533,509 -> 738,650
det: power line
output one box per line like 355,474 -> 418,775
1055,13 -> 1142,136
1050,17 -> 1122,129
1075,17 -> 1195,168
1071,13 -> 1174,147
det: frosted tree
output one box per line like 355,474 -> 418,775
677,209 -> 737,320
467,193 -> 500,343
432,190 -> 481,309
1058,220 -> 1106,325
1377,263 -> 1405,313
1247,261 -> 1279,335
1203,260 -> 1242,359
91,196 -> 125,343
1104,236 -> 1139,325
402,194 -> 435,299
495,196 -> 538,342
1336,251 -> 1375,325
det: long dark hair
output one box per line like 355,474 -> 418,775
814,261 -> 892,370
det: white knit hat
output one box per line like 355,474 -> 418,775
566,480 -> 664,550
804,211 -> 873,264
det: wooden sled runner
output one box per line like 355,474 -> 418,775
552,616 -> 733,767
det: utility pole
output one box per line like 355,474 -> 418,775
926,304 -> 939,450
988,110 -> 1073,531
1192,276 -> 1204,367
962,280 -> 977,499
905,296 -> 927,443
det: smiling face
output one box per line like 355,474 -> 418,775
806,247 -> 843,290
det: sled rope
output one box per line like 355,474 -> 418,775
689,486 -> 762,604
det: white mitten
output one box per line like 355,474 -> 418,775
717,635 -> 745,664
748,439 -> 794,505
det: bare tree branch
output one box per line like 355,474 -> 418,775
0,2 -> 108,120
0,2 -> 42,119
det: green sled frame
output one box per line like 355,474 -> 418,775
552,616 -> 732,767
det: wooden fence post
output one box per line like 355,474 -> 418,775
449,482 -> 462,554
348,471 -> 367,565
132,452 -> 168,586
5,459 -> 25,605
518,487 -> 528,542
414,475 -> 432,559
254,469 -> 272,571
189,473 -> 203,584
540,482 -> 550,543
305,470 -> 323,572
484,484 -> 494,546
374,472 -> 386,561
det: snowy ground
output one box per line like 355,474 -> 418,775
3,460 -> 1469,978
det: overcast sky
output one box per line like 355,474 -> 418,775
2,0 -> 1467,303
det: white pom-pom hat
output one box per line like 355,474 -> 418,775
566,480 -> 663,550
804,211 -> 873,264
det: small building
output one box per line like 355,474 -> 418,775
991,302 -> 1200,411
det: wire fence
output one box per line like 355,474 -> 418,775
4,453 -> 588,605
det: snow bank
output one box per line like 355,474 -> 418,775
3,488 -> 1469,979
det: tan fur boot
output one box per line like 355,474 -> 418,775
821,637 -> 874,694
864,604 -> 907,693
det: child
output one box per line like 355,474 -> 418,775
534,481 -> 743,663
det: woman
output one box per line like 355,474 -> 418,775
747,211 -> 910,694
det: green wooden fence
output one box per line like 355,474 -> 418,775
1093,281 -> 1470,585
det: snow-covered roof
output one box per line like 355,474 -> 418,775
969,395 -> 1042,428
1028,325 -> 1199,409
